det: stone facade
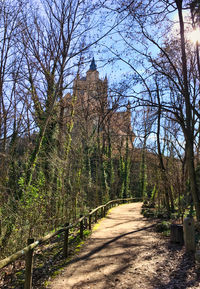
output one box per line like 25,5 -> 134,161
63,58 -> 135,151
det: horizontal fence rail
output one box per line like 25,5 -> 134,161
0,197 -> 141,288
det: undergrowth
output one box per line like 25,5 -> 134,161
0,225 -> 93,288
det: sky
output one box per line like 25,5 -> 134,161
79,3 -> 199,155
81,1 -> 200,86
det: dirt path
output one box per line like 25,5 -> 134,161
49,202 -> 200,289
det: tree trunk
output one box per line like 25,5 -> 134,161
176,0 -> 200,220
156,87 -> 171,214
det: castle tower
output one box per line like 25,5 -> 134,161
63,58 -> 135,151
73,58 -> 108,119
86,57 -> 99,81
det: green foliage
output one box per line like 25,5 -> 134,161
141,207 -> 155,218
83,229 -> 91,237
139,149 -> 147,199
155,221 -> 171,233
150,185 -> 157,202
65,95 -> 76,158
118,139 -> 131,199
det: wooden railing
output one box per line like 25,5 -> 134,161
0,197 -> 141,288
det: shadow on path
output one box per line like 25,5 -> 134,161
69,224 -> 156,265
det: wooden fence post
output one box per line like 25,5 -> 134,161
80,215 -> 84,239
103,206 -> 106,217
63,223 -> 69,258
101,207 -> 104,218
183,217 -> 195,252
24,238 -> 34,289
95,211 -> 98,223
84,217 -> 88,229
170,224 -> 184,245
89,215 -> 92,230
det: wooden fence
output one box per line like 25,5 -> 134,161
0,197 -> 141,289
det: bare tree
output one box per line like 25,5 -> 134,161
103,0 -> 200,218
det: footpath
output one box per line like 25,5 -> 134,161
49,202 -> 200,289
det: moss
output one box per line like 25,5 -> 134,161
44,280 -> 50,287
155,221 -> 171,237
93,221 -> 102,231
15,271 -> 23,276
155,221 -> 170,232
106,208 -> 113,215
163,230 -> 170,237
75,241 -> 84,252
84,229 -> 91,237
142,208 -> 155,218
37,262 -> 45,268
52,270 -> 61,277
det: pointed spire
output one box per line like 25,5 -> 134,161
127,100 -> 131,110
89,57 -> 97,71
